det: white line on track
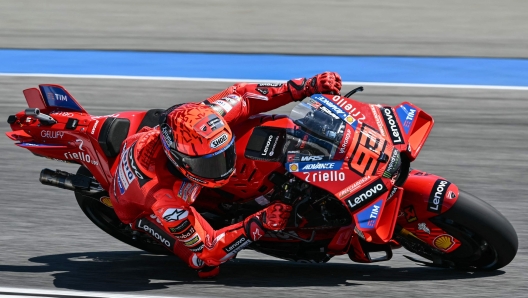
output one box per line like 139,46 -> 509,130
0,286 -> 187,298
1,73 -> 527,91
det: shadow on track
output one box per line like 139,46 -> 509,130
0,251 -> 504,292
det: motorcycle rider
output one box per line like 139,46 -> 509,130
109,72 -> 342,277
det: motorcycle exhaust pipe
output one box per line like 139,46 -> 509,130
25,108 -> 56,125
39,168 -> 94,192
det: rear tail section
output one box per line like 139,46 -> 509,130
23,84 -> 88,113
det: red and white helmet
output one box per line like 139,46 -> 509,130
159,103 -> 236,188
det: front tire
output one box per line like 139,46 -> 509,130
400,190 -> 518,270
431,190 -> 517,270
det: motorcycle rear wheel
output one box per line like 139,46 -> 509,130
74,166 -> 170,255
402,190 -> 518,270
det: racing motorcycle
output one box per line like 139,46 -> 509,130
6,84 -> 518,271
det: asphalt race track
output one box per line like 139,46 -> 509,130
0,1 -> 527,297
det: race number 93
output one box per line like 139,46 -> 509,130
349,124 -> 388,176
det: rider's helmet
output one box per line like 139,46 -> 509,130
159,103 -> 236,188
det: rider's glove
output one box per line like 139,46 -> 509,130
244,202 -> 292,241
288,71 -> 342,101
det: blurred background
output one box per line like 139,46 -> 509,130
0,1 -> 527,297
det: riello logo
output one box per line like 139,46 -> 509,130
64,151 -> 98,165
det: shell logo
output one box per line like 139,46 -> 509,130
100,196 -> 113,208
345,115 -> 356,124
289,163 -> 299,172
433,234 -> 455,251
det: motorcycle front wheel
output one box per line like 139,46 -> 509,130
399,190 -> 518,270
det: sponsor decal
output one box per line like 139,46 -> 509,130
225,94 -> 241,102
189,243 -> 205,252
91,120 -> 99,135
396,104 -> 417,134
383,148 -> 401,178
345,115 -> 356,125
380,107 -> 404,145
64,151 -> 98,165
303,171 -> 345,183
289,163 -> 299,172
191,254 -> 204,268
115,142 -> 136,194
175,226 -> 196,240
297,161 -> 343,172
339,127 -> 352,155
328,95 -> 366,124
169,219 -> 191,233
183,234 -> 201,247
413,171 -> 431,176
268,134 -> 280,157
136,218 -> 175,248
338,175 -> 371,199
51,111 -> 75,117
387,186 -> 398,199
370,104 -> 386,136
308,100 -> 322,109
261,135 -> 275,156
223,235 -> 250,254
345,178 -> 388,211
40,130 -> 64,138
433,234 -> 455,251
177,181 -> 201,204
403,205 -> 418,222
210,133 -> 229,149
99,196 -> 113,208
356,199 -> 383,229
311,95 -> 365,130
427,179 -> 451,214
162,208 -> 189,222
257,83 -> 283,87
447,190 -> 457,199
186,174 -> 207,184
256,88 -> 269,95
300,155 -> 323,162
215,99 -> 233,113
54,94 -> 67,101
117,173 -> 126,195
417,222 -> 431,234
354,226 -> 365,240
319,106 -> 340,120
194,114 -> 225,138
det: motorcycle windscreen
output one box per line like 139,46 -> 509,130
289,99 -> 346,147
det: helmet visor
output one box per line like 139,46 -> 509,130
170,138 -> 236,180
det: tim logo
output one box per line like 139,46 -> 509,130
55,94 -> 68,101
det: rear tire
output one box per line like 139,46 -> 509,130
75,166 -> 170,255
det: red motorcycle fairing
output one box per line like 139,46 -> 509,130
397,169 -> 462,253
6,84 -> 154,189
